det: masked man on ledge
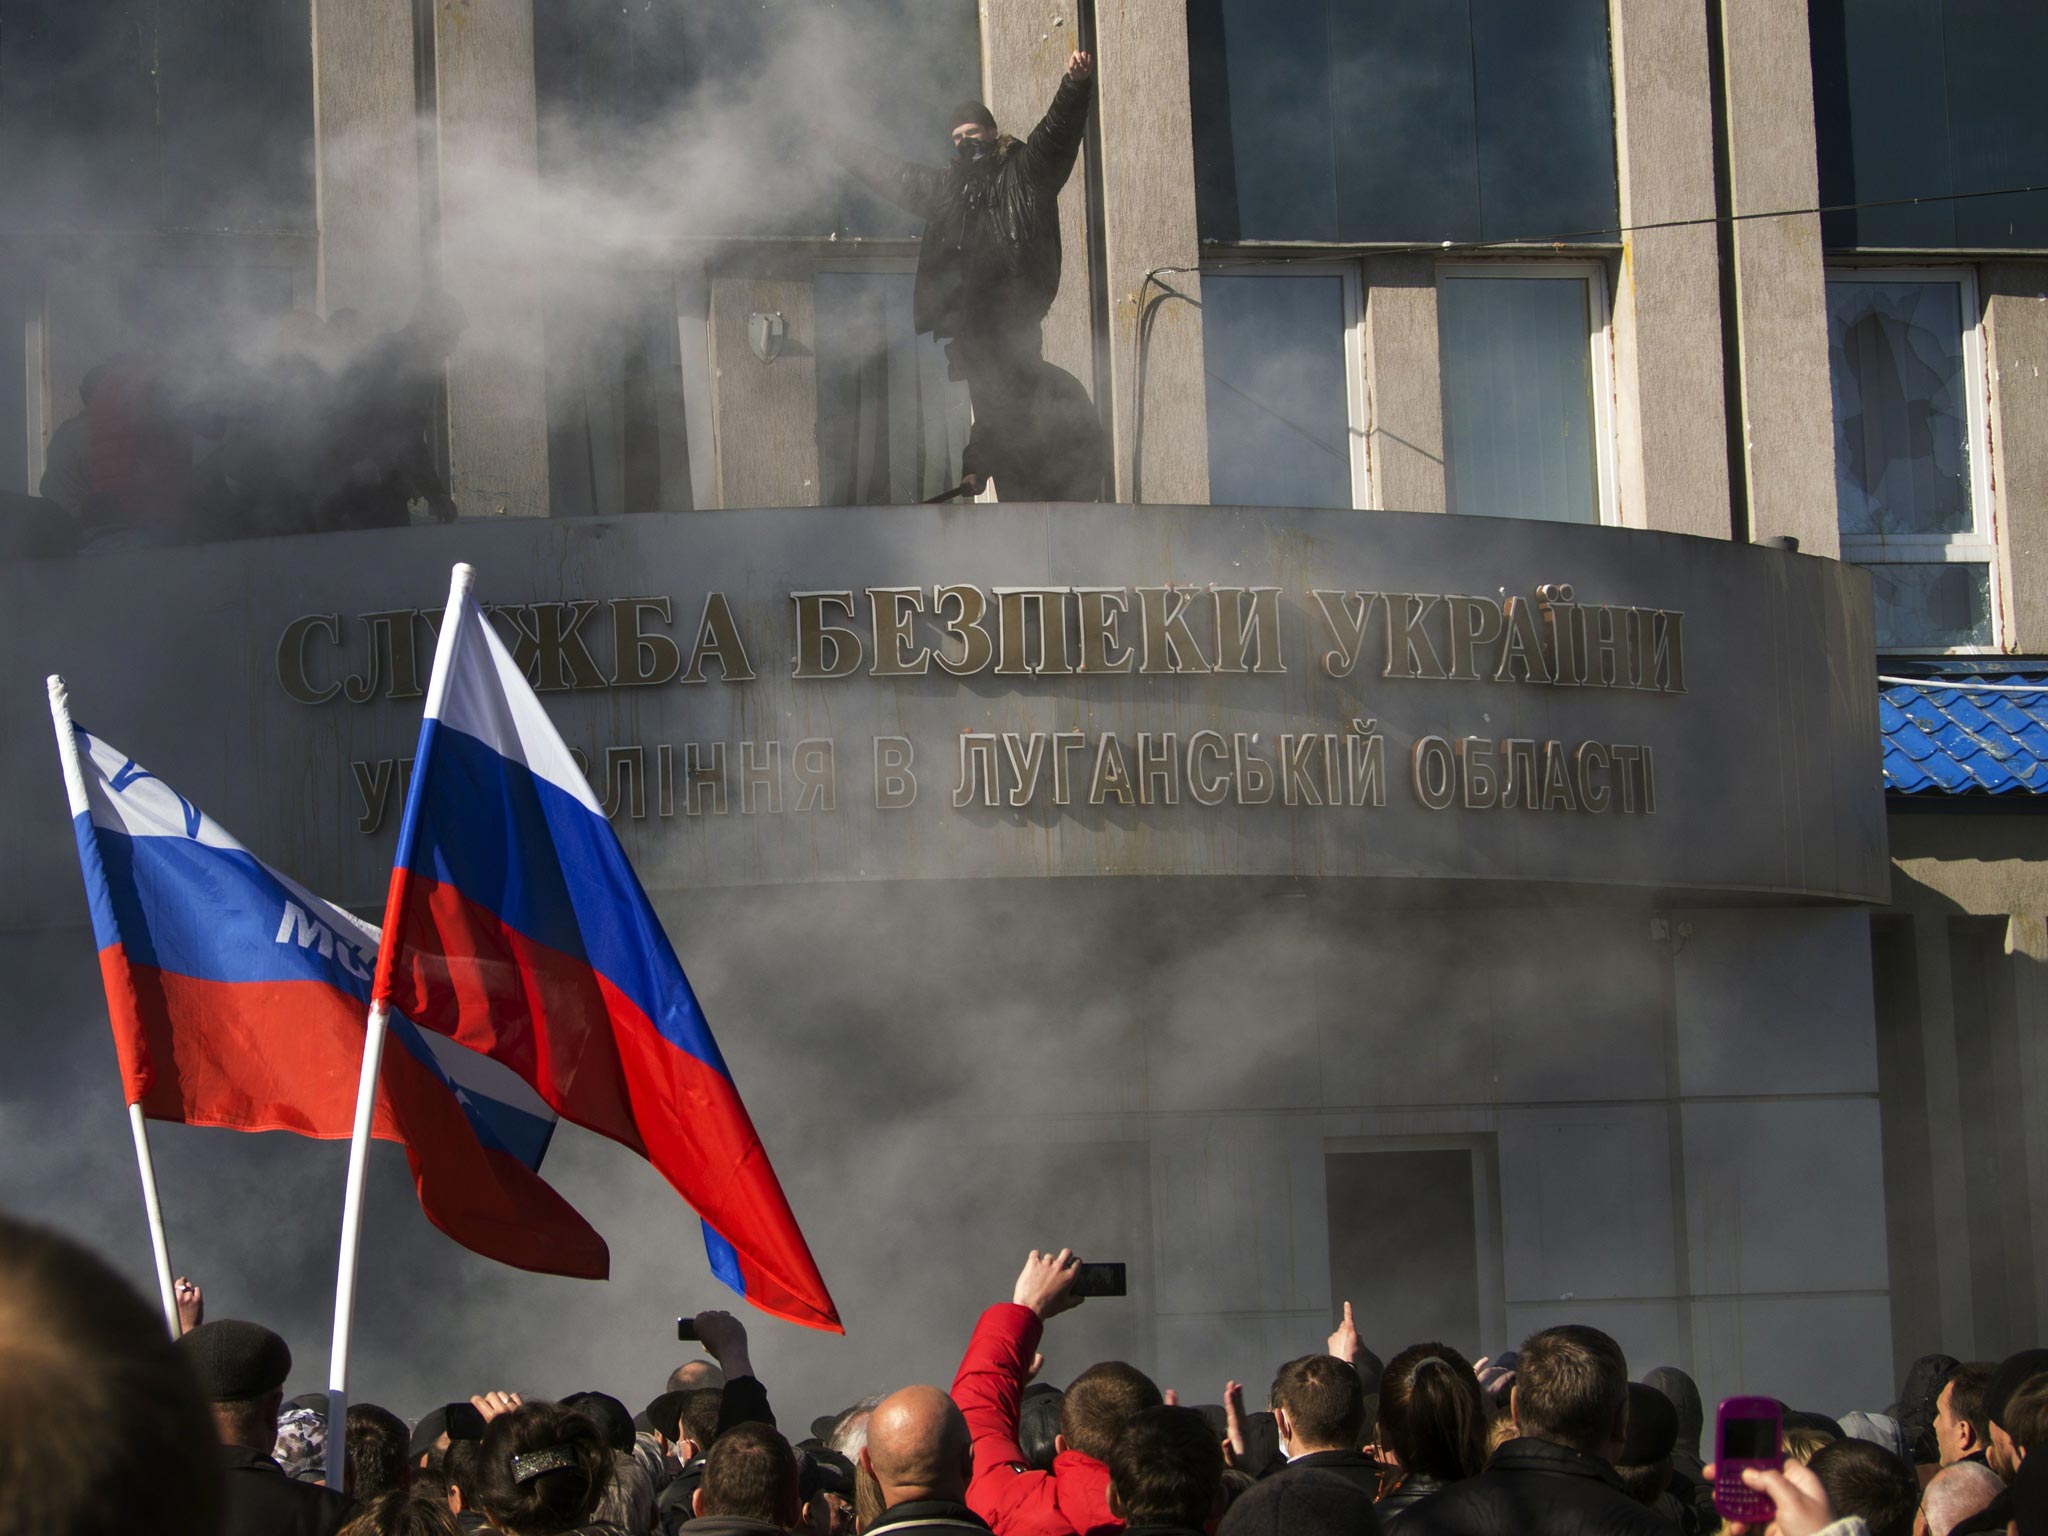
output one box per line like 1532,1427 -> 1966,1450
826,52 -> 1107,503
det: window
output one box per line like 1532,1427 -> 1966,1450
1826,270 -> 1996,651
545,277 -> 700,517
533,0 -> 981,240
1201,266 -> 1363,509
1809,0 -> 2048,250
0,0 -> 315,231
1439,263 -> 1613,524
1325,1136 -> 1505,1359
1188,0 -> 1618,244
814,269 -> 970,505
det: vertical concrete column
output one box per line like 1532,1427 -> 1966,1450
980,2 -> 1095,392
311,0 -> 422,325
708,274 -> 820,509
1607,0 -> 1730,538
1982,265 -> 2048,651
2003,915 -> 2048,1341
1362,256 -> 1446,514
1715,0 -> 1838,556
1913,912 -> 1979,1353
432,0 -> 550,518
1095,0 -> 1208,504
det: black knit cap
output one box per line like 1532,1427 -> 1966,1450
949,100 -> 997,133
1987,1349 -> 2048,1432
175,1319 -> 292,1402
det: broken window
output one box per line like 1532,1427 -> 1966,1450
1827,272 -> 1995,650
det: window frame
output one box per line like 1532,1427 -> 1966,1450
810,254 -> 985,503
1435,258 -> 1618,528
1198,258 -> 1369,510
1824,263 -> 2001,654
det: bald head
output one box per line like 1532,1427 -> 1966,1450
669,1358 -> 725,1392
1920,1459 -> 2003,1536
862,1386 -> 973,1505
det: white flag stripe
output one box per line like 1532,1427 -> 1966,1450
432,599 -> 602,815
80,731 -> 248,852
407,1018 -> 555,1121
79,726 -> 555,1130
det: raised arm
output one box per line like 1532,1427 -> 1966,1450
825,133 -> 949,222
693,1309 -> 778,1436
952,1248 -> 1082,1516
1021,53 -> 1095,193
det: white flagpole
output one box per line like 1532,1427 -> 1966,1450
326,563 -> 475,1488
46,674 -> 182,1340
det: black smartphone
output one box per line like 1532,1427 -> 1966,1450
677,1317 -> 699,1341
445,1402 -> 486,1441
1070,1261 -> 1126,1297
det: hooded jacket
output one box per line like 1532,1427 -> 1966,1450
829,75 -> 1093,340
952,1303 -> 1121,1536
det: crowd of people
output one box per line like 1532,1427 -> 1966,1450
2,296 -> 462,560
5,1215 -> 2045,1536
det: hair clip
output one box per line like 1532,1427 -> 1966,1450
510,1444 -> 579,1484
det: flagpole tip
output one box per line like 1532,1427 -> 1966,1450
451,563 -> 476,597
45,674 -> 68,710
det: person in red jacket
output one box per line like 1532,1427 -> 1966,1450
952,1248 -> 1163,1536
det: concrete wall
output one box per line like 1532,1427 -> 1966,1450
1608,0 -> 1731,540
311,0 -> 421,325
1363,257 -> 1447,515
1876,816 -> 2048,1365
0,882 -> 1893,1419
431,0 -> 549,519
1713,0 -> 1839,558
1983,263 -> 2048,652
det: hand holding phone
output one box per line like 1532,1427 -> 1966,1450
1713,1397 -> 1784,1524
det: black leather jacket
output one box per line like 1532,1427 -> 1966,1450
1397,1439 -> 1676,1536
831,74 -> 1094,339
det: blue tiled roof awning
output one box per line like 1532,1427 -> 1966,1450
1881,672 -> 2048,797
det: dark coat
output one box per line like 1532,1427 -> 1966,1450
868,1497 -> 998,1536
218,1443 -> 353,1536
1278,1449 -> 1385,1497
1376,1471 -> 1454,1529
675,1519 -> 786,1536
832,75 -> 1093,339
1398,1439 -> 1674,1536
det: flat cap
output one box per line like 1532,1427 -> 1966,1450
176,1319 -> 292,1401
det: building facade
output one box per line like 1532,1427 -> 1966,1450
2,0 -> 2046,1416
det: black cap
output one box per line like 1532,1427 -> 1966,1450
801,1447 -> 856,1499
176,1319 -> 292,1402
948,100 -> 997,133
1988,1350 -> 2048,1432
563,1390 -> 636,1453
410,1406 -> 451,1463
1621,1383 -> 1678,1465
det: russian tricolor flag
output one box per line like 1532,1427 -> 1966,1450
372,565 -> 840,1332
59,719 -> 609,1281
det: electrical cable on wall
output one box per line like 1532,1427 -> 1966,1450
1126,178 -> 2048,504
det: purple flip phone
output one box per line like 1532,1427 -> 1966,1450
1713,1396 -> 1783,1523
